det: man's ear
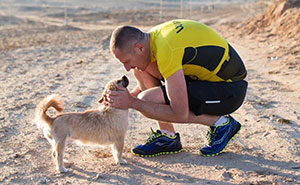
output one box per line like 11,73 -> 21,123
135,42 -> 144,53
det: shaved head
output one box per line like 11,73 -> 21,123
110,26 -> 145,54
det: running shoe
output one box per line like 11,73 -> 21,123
200,115 -> 241,156
131,128 -> 182,157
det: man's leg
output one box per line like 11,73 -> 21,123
133,83 -> 243,157
137,86 -> 220,126
184,80 -> 247,156
132,67 -> 176,133
131,68 -> 182,157
131,67 -> 245,157
131,62 -> 220,131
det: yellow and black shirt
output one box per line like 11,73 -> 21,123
149,19 -> 246,82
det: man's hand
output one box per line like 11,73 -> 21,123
105,85 -> 133,109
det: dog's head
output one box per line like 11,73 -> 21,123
98,75 -> 129,104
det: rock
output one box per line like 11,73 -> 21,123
14,154 -> 22,158
222,172 -> 233,179
39,178 -> 46,184
277,118 -> 291,124
95,174 -> 104,180
76,60 -> 83,64
291,166 -> 300,169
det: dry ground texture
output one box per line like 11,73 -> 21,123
0,0 -> 299,184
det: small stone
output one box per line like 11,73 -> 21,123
75,102 -> 88,108
214,165 -> 223,170
40,178 -> 46,184
263,132 -> 270,137
76,60 -> 84,64
222,172 -> 233,179
14,154 -> 21,158
291,166 -> 300,169
277,118 -> 291,124
270,56 -> 278,61
55,74 -> 64,81
95,174 -> 104,180
236,24 -> 242,28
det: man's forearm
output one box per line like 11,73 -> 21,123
130,97 -> 187,123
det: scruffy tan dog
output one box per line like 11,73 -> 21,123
34,75 -> 129,173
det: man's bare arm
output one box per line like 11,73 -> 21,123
130,85 -> 141,97
109,69 -> 189,123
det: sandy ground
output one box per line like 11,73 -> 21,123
0,1 -> 299,184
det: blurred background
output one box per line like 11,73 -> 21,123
1,1 -> 300,184
0,0 -> 272,27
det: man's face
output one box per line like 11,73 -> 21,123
114,47 -> 149,72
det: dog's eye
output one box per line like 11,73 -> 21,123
117,80 -> 122,84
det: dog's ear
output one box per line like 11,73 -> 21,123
98,96 -> 104,103
98,93 -> 106,103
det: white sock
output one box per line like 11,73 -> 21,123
159,129 -> 175,137
213,116 -> 228,127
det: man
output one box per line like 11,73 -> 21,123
106,19 -> 247,157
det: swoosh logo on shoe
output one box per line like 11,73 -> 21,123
212,126 -> 231,145
155,140 -> 172,147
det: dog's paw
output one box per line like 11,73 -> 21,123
57,166 -> 68,173
120,159 -> 127,165
63,159 -> 74,168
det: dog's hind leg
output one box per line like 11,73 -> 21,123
111,139 -> 127,165
54,136 -> 68,173
43,130 -> 56,159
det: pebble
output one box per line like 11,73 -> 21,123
270,56 -> 278,61
222,172 -> 233,179
14,154 -> 21,158
76,60 -> 84,64
291,166 -> 300,169
40,178 -> 46,184
95,174 -> 104,180
277,118 -> 291,124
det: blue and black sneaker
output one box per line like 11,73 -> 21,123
131,128 -> 182,157
200,115 -> 241,156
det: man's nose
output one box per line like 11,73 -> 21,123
124,64 -> 131,71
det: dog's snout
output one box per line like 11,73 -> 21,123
122,75 -> 129,88
122,75 -> 128,82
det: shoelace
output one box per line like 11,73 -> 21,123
145,128 -> 162,144
206,127 -> 217,146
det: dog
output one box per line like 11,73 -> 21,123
34,75 -> 129,173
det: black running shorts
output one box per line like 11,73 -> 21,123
161,79 -> 248,116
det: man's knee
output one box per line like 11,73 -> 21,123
133,69 -> 161,90
137,90 -> 151,101
137,87 -> 165,104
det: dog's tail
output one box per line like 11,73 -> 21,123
34,94 -> 64,127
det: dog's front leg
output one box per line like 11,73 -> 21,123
111,141 -> 127,165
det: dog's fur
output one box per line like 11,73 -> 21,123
34,76 -> 129,173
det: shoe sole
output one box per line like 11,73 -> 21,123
199,123 -> 241,157
131,149 -> 182,158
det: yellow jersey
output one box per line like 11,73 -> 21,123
149,19 -> 246,82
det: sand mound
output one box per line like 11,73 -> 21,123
242,0 -> 300,38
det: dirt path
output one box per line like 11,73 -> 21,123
0,1 -> 299,185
